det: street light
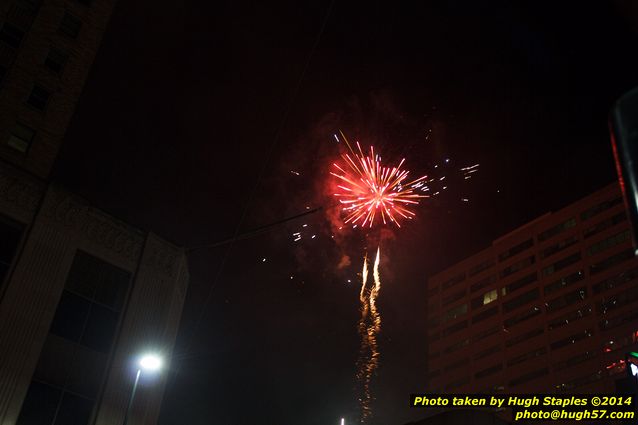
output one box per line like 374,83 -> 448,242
123,353 -> 163,425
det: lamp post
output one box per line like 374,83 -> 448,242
123,354 -> 163,425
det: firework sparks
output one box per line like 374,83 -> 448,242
331,134 -> 428,228
356,247 -> 382,423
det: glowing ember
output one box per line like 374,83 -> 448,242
331,133 -> 427,228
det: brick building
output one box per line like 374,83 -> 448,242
427,183 -> 638,394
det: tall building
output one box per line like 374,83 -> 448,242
0,1 -> 190,425
426,183 -> 638,395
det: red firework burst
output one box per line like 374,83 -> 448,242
331,134 -> 428,228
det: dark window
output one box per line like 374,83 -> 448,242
548,305 -> 592,331
44,48 -> 68,74
597,286 -> 638,315
474,344 -> 501,360
55,392 -> 94,424
444,376 -> 470,390
442,288 -> 465,306
545,287 -> 587,313
589,249 -> 634,275
441,303 -> 467,323
0,215 -> 23,284
27,84 -> 50,110
541,235 -> 578,259
475,363 -> 502,379
502,272 -> 537,296
470,274 -> 496,293
444,338 -> 470,354
500,255 -> 535,278
16,381 -> 61,425
14,0 -> 41,14
472,306 -> 499,324
471,325 -> 499,343
442,320 -> 468,337
507,347 -> 546,367
80,304 -> 118,353
593,266 -> 638,294
498,239 -> 533,262
538,218 -> 577,242
0,64 -> 6,84
580,197 -> 623,221
503,288 -> 539,313
505,327 -> 543,347
586,230 -> 630,256
0,22 -> 24,48
542,252 -> 581,276
554,350 -> 597,372
503,305 -> 541,328
543,270 -> 584,296
49,291 -> 90,342
441,273 -> 465,289
77,0 -> 92,5
59,12 -> 82,38
599,309 -> 638,332
583,212 -> 626,238
444,358 -> 468,372
468,259 -> 494,276
550,329 -> 593,350
7,122 -> 35,152
556,371 -> 604,392
509,367 -> 549,387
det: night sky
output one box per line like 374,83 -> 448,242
52,1 -> 638,424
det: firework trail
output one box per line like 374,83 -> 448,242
356,247 -> 381,423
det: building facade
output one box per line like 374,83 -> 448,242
0,1 -> 191,424
427,183 -> 638,394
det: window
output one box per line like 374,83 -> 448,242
442,288 -> 465,306
444,358 -> 468,372
470,274 -> 497,293
441,303 -> 467,323
502,272 -> 537,296
471,326 -> 499,343
0,22 -> 24,48
14,0 -> 41,14
475,363 -> 502,379
586,230 -> 630,256
59,12 -> 82,38
583,212 -> 626,238
77,0 -> 92,5
471,289 -> 498,309
44,48 -> 69,74
16,381 -> 61,425
505,327 -> 543,347
509,368 -> 549,387
589,249 -> 634,275
554,350 -> 597,372
556,371 -> 604,391
538,218 -> 576,241
597,286 -> 638,315
507,347 -> 546,367
542,252 -> 581,277
0,64 -> 6,84
474,344 -> 501,360
498,239 -> 533,262
444,338 -> 470,354
550,329 -> 593,350
599,309 -> 638,332
543,270 -> 584,295
503,306 -> 541,328
580,197 -> 623,221
441,273 -> 465,289
547,306 -> 592,331
541,235 -> 578,259
472,306 -> 499,324
27,85 -> 51,110
592,266 -> 638,294
503,288 -> 539,313
500,255 -> 535,278
7,122 -> 35,152
0,214 -> 23,284
469,259 -> 494,276
545,287 -> 587,313
442,320 -> 468,337
444,376 -> 470,390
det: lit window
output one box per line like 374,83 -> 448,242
6,122 -> 35,153
483,289 -> 498,305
